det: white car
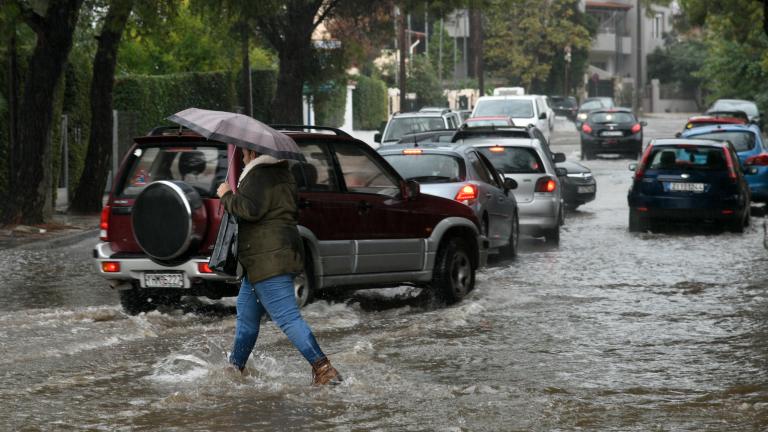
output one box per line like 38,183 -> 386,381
470,95 -> 552,143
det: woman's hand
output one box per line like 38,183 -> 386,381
217,182 -> 232,198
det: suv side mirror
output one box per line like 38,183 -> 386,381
539,112 -> 547,120
555,167 -> 568,177
553,152 -> 566,163
374,132 -> 382,143
401,179 -> 420,200
503,178 -> 517,191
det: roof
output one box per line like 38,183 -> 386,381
392,111 -> 443,118
476,95 -> 537,102
586,1 -> 633,10
454,136 -> 538,148
377,142 -> 468,155
652,138 -> 733,147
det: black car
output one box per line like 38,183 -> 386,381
580,108 -> 646,160
574,97 -> 615,129
558,160 -> 596,209
550,96 -> 578,121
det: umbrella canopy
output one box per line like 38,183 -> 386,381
167,108 -> 305,161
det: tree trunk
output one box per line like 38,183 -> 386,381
70,0 -> 134,214
7,31 -> 19,195
5,0 -> 84,224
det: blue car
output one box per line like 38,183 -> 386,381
627,138 -> 751,232
681,123 -> 768,201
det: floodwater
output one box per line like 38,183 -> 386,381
2,117 -> 768,431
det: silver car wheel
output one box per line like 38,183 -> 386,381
293,272 -> 310,307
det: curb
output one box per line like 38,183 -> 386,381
9,228 -> 99,250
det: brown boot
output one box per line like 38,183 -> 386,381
311,357 -> 342,385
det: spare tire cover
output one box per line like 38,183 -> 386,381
132,180 -> 207,261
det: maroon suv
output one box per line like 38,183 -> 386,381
94,126 -> 488,314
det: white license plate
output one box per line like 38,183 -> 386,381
577,185 -> 595,193
144,273 -> 184,288
669,182 -> 705,192
601,131 -> 623,137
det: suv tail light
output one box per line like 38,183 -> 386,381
455,184 -> 478,202
581,123 -> 592,134
99,206 -> 110,241
745,153 -> 768,166
535,177 -> 557,193
101,261 -> 120,273
634,145 -> 654,180
198,262 -> 214,273
631,123 -> 642,134
723,147 -> 738,183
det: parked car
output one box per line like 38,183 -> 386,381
375,109 -> 462,145
575,97 -> 615,129
94,125 -> 489,314
453,132 -> 565,245
378,142 -> 520,258
681,113 -> 748,132
627,138 -> 751,232
681,123 -> 768,202
706,99 -> 762,128
550,96 -> 579,121
471,95 -> 552,143
579,108 -> 646,160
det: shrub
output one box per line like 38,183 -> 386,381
353,75 -> 387,130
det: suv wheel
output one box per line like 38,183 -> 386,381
432,237 -> 475,304
628,208 -> 648,232
501,212 -> 519,259
119,283 -> 180,315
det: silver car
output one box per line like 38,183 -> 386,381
456,135 -> 565,245
378,142 -> 520,257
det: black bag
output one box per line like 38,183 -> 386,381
208,210 -> 238,276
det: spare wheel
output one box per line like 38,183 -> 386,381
132,180 -> 208,263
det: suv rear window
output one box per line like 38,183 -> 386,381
648,146 -> 729,171
383,117 -> 446,142
686,131 -> 756,152
477,146 -> 545,174
474,100 -> 534,118
118,145 -> 226,198
383,154 -> 466,183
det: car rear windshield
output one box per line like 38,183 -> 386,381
474,100 -> 534,118
589,112 -> 635,123
118,145 -> 227,198
383,117 -> 446,142
552,97 -> 576,107
686,131 -> 756,152
648,146 -> 729,171
476,146 -> 545,174
382,154 -> 466,183
579,100 -> 603,111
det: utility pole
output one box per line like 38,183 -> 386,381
398,7 -> 407,112
469,4 -> 484,96
635,0 -> 642,113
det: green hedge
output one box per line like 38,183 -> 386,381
312,80 -> 346,128
353,75 -> 387,130
250,69 -> 277,123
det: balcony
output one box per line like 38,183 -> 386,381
592,32 -> 632,55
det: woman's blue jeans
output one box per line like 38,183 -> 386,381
229,273 -> 325,370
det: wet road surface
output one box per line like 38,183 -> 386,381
2,115 -> 768,431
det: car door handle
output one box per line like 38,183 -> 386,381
298,198 -> 311,209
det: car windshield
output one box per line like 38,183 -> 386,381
686,131 -> 756,152
589,112 -> 635,123
711,100 -> 758,118
118,145 -> 227,198
383,117 -> 446,142
648,146 -> 729,171
476,146 -> 545,174
579,100 -> 603,111
383,154 -> 466,183
474,100 -> 534,118
552,97 -> 576,107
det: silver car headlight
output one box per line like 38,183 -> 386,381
577,113 -> 588,121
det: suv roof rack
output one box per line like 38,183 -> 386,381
270,124 -> 351,137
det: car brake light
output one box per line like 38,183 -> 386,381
745,153 -> 768,166
535,177 -> 557,193
634,145 -> 654,180
101,261 -> 120,273
631,123 -> 642,134
489,146 -> 505,153
723,147 -> 737,182
100,206 -> 110,241
455,184 -> 478,201
198,262 -> 213,273
581,123 -> 592,134
403,149 -> 422,155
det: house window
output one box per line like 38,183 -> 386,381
653,13 -> 664,39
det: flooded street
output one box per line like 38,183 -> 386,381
3,116 -> 768,431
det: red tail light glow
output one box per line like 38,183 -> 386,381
489,146 -> 505,153
634,145 -> 654,180
455,184 -> 478,201
745,153 -> 768,166
581,123 -> 593,134
535,177 -> 557,193
631,123 -> 642,134
101,261 -> 120,273
722,147 -> 737,182
99,206 -> 110,241
402,149 -> 422,155
198,262 -> 214,273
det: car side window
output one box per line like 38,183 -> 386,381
333,141 -> 400,196
294,142 -> 339,191
466,151 -> 493,184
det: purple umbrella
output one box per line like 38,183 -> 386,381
167,108 -> 305,161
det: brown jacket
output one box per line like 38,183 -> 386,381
220,159 -> 303,282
